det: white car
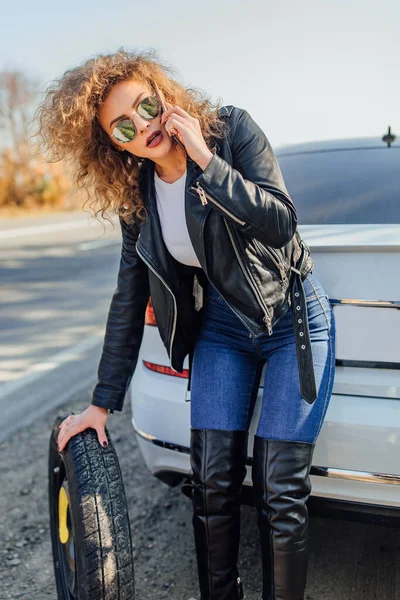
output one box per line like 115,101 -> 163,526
130,131 -> 400,523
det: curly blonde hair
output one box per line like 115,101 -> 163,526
32,47 -> 228,226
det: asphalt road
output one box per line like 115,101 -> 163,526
0,210 -> 122,442
0,211 -> 399,599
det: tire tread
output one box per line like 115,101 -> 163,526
49,420 -> 134,599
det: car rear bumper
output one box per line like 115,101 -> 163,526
133,428 -> 400,526
130,361 -> 400,516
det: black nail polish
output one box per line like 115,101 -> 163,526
102,441 -> 108,448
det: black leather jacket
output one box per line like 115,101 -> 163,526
91,105 -> 316,412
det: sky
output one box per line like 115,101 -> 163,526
1,0 -> 399,148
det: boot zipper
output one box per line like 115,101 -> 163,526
237,577 -> 244,599
253,238 -> 288,283
190,181 -> 246,226
224,219 -> 273,335
136,242 -> 178,370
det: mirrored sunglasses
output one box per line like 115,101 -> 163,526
111,95 -> 161,143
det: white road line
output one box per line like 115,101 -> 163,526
1,220 -> 116,240
79,239 -> 121,251
0,331 -> 105,400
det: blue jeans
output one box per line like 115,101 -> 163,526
190,273 -> 336,443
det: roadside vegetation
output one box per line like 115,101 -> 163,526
0,70 -> 80,217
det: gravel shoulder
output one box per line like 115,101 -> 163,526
1,388 -> 399,600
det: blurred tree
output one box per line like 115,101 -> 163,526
0,71 -> 37,156
0,70 -> 72,212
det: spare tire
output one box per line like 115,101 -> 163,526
48,414 -> 135,599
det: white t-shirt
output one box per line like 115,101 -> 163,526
154,169 -> 201,267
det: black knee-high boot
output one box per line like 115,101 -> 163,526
252,436 -> 315,600
190,428 -> 248,600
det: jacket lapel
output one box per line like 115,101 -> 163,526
137,156 -> 213,283
137,159 -> 175,283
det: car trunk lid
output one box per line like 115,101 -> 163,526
260,224 -> 400,400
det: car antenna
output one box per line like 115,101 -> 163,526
382,126 -> 396,148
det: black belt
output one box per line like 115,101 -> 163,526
289,255 -> 317,404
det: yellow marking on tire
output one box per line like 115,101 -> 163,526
58,487 -> 69,544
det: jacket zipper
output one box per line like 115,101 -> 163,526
199,203 -> 260,337
136,242 -> 178,370
224,219 -> 273,335
237,577 -> 244,599
192,181 -> 288,283
253,238 -> 288,283
190,181 -> 246,226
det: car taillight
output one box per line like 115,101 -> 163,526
143,361 -> 189,378
145,297 -> 157,326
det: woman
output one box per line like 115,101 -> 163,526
36,48 -> 336,600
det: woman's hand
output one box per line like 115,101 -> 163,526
57,405 -> 109,452
161,102 -> 213,170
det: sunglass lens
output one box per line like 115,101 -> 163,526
113,119 -> 136,143
138,96 -> 160,119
